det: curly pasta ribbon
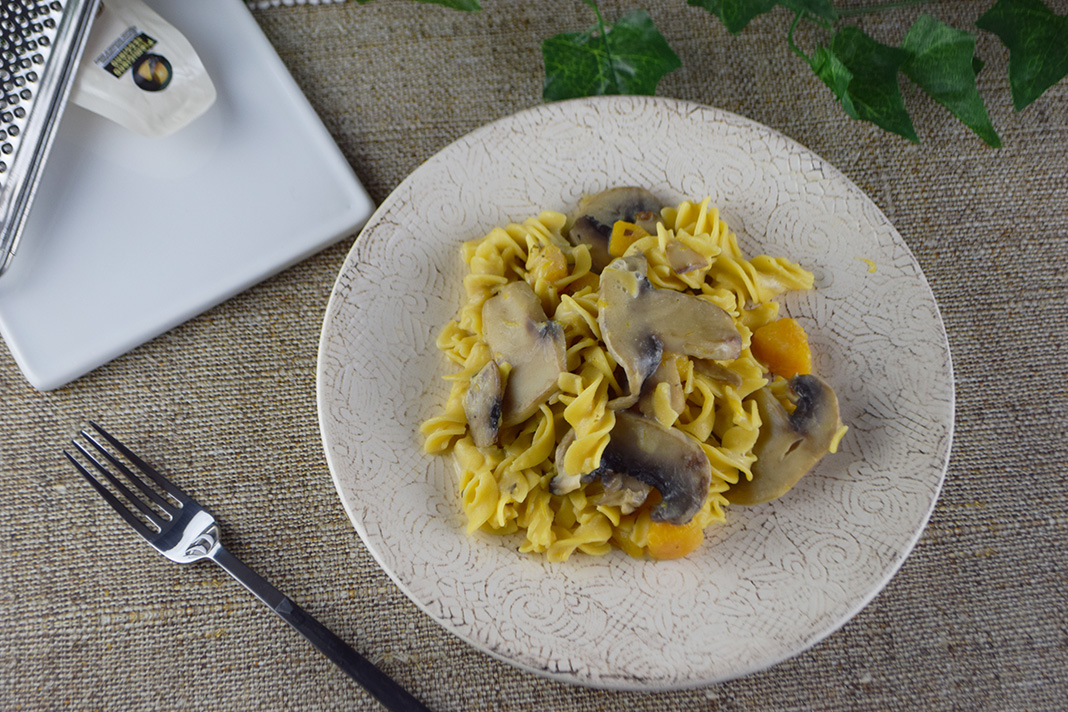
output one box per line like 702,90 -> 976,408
423,197 -> 815,561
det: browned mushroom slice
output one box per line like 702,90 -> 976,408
567,187 -> 663,272
482,281 -> 566,428
592,412 -> 712,525
463,360 -> 503,447
598,255 -> 742,409
728,374 -> 843,506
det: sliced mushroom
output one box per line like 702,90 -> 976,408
728,374 -> 843,506
638,358 -> 685,422
482,281 -> 566,428
591,412 -> 712,525
567,187 -> 663,272
549,429 -> 580,495
598,255 -> 742,409
691,357 -> 744,389
463,360 -> 503,447
596,470 -> 652,514
549,413 -> 711,523
665,240 -> 710,276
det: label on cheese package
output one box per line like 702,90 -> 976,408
71,0 -> 216,138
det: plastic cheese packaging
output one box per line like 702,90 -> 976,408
70,0 -> 216,138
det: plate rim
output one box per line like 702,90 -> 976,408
316,95 -> 955,690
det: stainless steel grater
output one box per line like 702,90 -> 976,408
0,0 -> 99,277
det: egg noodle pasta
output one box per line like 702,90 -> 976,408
421,189 -> 841,562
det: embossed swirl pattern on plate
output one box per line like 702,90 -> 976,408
317,96 -> 954,690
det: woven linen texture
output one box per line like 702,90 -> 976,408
1,1 -> 1065,710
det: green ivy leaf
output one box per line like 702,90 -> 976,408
542,9 -> 681,101
411,0 -> 481,10
813,27 -> 918,142
901,15 -> 1000,147
690,0 -> 835,34
780,0 -> 837,24
687,0 -> 777,35
976,0 -> 1068,111
808,46 -> 857,118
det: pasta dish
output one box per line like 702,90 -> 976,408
422,187 -> 846,561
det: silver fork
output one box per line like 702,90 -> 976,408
64,422 -> 432,712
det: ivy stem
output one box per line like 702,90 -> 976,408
787,12 -> 809,62
587,0 -> 608,39
585,0 -> 618,93
835,0 -> 936,17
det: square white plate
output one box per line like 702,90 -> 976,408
0,0 -> 373,390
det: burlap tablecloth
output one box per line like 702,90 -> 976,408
2,1 -> 1066,710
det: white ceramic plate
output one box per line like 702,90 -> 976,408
317,96 -> 953,690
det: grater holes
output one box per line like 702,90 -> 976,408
0,0 -> 70,190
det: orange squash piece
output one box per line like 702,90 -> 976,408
646,518 -> 705,560
608,221 -> 649,258
528,243 -> 569,284
751,318 -> 812,378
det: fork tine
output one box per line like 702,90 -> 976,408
70,439 -> 170,527
78,428 -> 177,516
64,450 -> 154,538
88,421 -> 188,503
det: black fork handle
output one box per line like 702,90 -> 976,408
210,545 -> 432,712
